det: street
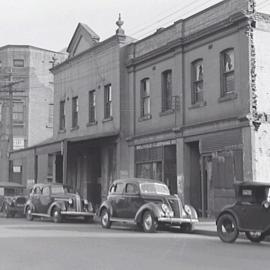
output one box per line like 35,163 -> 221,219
0,217 -> 269,270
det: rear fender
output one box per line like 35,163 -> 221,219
98,201 -> 113,217
216,209 -> 240,228
135,202 -> 162,224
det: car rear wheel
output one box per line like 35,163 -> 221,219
3,204 -> 10,218
25,206 -> 33,221
217,213 -> 239,243
179,223 -> 193,233
52,207 -> 62,223
142,211 -> 157,233
245,231 -> 265,243
101,209 -> 111,229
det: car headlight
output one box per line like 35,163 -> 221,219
83,199 -> 88,205
184,205 -> 192,216
68,198 -> 73,205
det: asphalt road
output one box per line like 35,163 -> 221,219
0,217 -> 269,270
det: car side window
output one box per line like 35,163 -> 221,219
125,183 -> 139,194
42,186 -> 50,196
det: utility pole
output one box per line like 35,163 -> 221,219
0,69 -> 24,182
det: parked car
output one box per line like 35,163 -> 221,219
98,178 -> 198,233
216,181 -> 270,243
24,183 -> 95,223
0,182 -> 27,218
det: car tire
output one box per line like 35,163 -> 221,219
25,206 -> 33,221
100,209 -> 111,229
142,211 -> 157,233
52,207 -> 62,223
84,216 -> 94,223
217,213 -> 239,243
245,231 -> 265,243
3,204 -> 10,218
179,223 -> 193,233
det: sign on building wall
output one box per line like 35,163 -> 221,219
13,137 -> 25,150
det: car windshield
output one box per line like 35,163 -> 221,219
51,185 -> 66,194
140,183 -> 170,195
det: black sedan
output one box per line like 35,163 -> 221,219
98,178 -> 198,233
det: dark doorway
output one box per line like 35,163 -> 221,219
55,154 -> 63,183
164,145 -> 177,194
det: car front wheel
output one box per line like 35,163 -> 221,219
25,206 -> 33,221
52,207 -> 62,223
101,209 -> 111,229
245,231 -> 265,243
142,211 -> 157,233
180,223 -> 193,233
217,213 -> 239,243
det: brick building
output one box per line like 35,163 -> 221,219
127,0 -> 270,217
0,45 -> 66,184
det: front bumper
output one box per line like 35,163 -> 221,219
158,217 -> 198,224
61,211 -> 94,217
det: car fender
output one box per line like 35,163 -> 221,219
216,208 -> 240,228
98,201 -> 113,217
135,202 -> 162,224
24,201 -> 35,214
184,204 -> 198,220
48,201 -> 66,216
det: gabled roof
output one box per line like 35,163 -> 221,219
67,23 -> 100,58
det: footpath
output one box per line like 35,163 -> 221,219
193,219 -> 217,237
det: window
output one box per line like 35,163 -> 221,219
140,78 -> 151,117
59,100 -> 65,130
191,59 -> 204,104
72,96 -> 78,128
125,183 -> 139,194
109,182 -> 124,194
161,70 -> 172,112
42,186 -> 50,196
13,59 -> 24,67
13,102 -> 24,123
104,84 -> 112,119
0,103 -> 2,122
221,49 -> 235,96
89,90 -> 96,123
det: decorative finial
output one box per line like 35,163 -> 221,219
116,13 -> 125,36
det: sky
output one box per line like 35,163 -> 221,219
0,0 -> 270,52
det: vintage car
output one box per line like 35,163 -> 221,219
98,178 -> 198,233
0,182 -> 27,218
24,183 -> 95,223
216,182 -> 270,243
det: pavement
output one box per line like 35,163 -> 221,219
193,219 -> 217,236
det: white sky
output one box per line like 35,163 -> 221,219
0,0 -> 270,52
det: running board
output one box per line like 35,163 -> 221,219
110,218 -> 136,225
32,213 -> 51,218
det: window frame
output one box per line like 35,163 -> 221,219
59,100 -> 65,131
220,48 -> 235,97
12,102 -> 24,124
104,84 -> 112,119
161,69 -> 172,112
140,78 -> 151,117
191,59 -> 204,105
13,59 -> 24,67
72,96 -> 79,128
89,90 -> 96,123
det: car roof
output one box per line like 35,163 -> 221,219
0,182 -> 25,188
112,178 -> 164,185
235,181 -> 270,188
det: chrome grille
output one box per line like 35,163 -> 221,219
168,199 -> 180,218
76,195 -> 81,212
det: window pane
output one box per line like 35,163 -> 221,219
162,70 -> 172,111
224,73 -> 235,93
224,50 -> 234,72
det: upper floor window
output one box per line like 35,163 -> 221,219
191,59 -> 204,104
104,84 -> 112,119
59,100 -> 65,130
72,96 -> 78,128
0,103 -> 2,122
13,59 -> 24,67
89,90 -> 96,123
161,70 -> 172,112
13,102 -> 24,123
221,49 -> 235,96
140,78 -> 151,117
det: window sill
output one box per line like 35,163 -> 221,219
218,92 -> 238,103
159,109 -> 174,117
58,129 -> 66,134
189,101 -> 207,109
70,125 -> 79,131
87,121 -> 98,127
102,116 -> 113,123
138,114 -> 152,122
